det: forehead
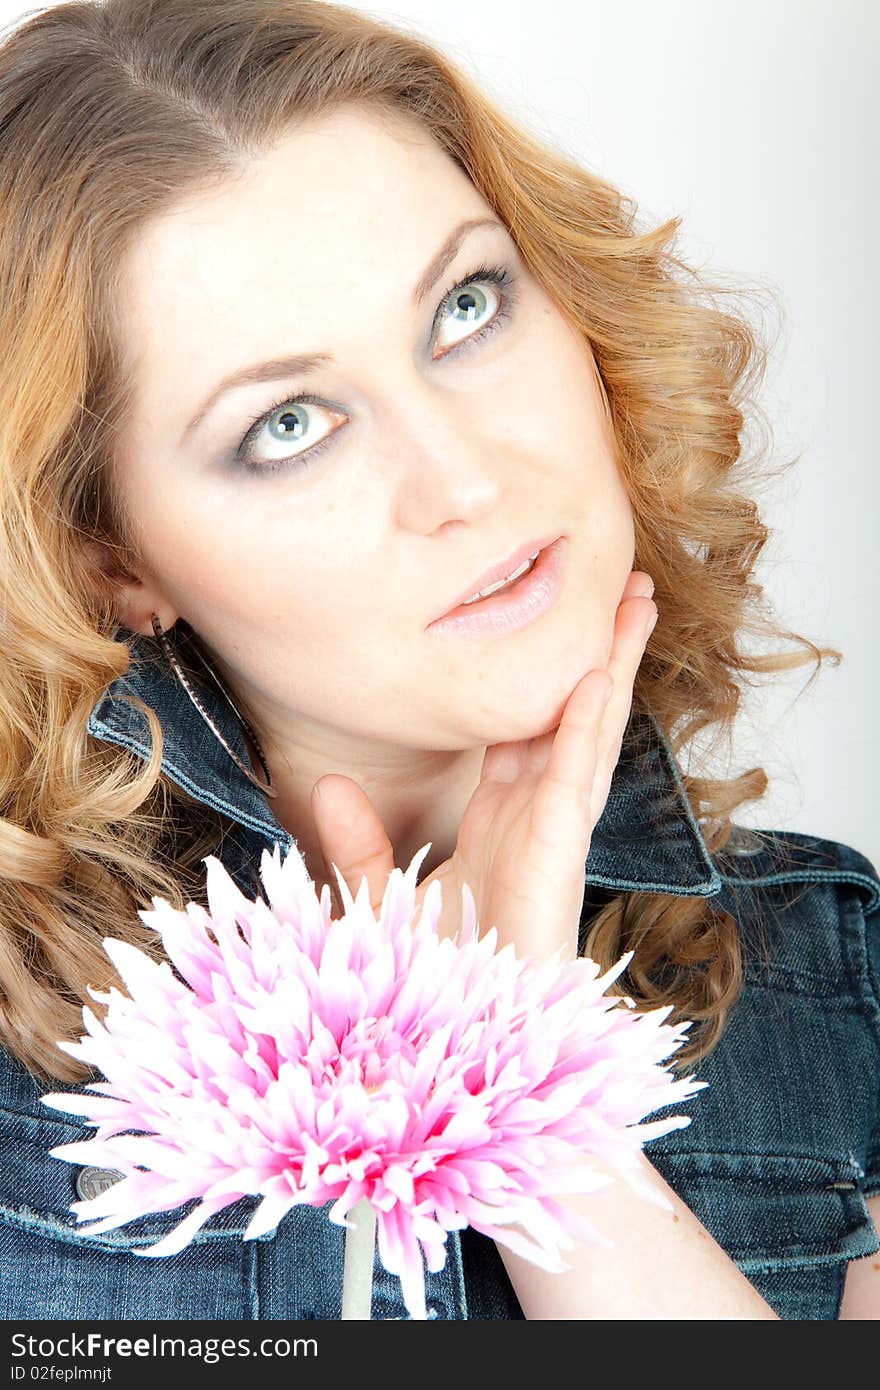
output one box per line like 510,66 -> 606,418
117,104 -> 490,335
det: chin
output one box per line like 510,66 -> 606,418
515,625 -> 608,716
473,667 -> 593,746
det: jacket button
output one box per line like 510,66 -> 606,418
75,1167 -> 125,1201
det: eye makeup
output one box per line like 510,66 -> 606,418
228,261 -> 519,477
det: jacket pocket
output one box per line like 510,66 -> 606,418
651,1147 -> 880,1318
651,1147 -> 879,1273
0,1101 -> 258,1250
0,1101 -> 263,1319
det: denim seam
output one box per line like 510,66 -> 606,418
247,1240 -> 260,1319
835,886 -> 880,1192
841,892 -> 880,1032
743,977 -> 866,1004
644,713 -> 723,885
866,932 -> 880,1018
651,1146 -> 865,1174
737,1239 -> 879,1274
718,867 -> 880,918
747,957 -> 856,988
446,1226 -> 469,1321
86,713 -> 292,846
719,1212 -> 876,1265
0,1202 -> 251,1249
648,1155 -> 878,1262
583,871 -> 722,896
0,1101 -> 86,1131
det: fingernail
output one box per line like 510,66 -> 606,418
645,608 -> 658,638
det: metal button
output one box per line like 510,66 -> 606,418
75,1166 -> 125,1201
724,825 -> 765,857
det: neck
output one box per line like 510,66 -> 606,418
242,720 -> 486,899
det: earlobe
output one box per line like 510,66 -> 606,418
82,539 -> 178,638
117,595 -> 179,640
114,582 -> 179,639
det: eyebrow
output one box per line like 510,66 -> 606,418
182,215 -> 507,440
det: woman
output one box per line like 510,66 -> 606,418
0,0 -> 877,1320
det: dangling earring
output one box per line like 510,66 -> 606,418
150,614 -> 277,799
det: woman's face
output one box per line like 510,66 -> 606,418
111,103 -> 635,759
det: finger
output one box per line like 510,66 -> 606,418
520,569 -> 654,779
605,594 -> 656,699
311,774 -> 396,916
590,594 -> 656,823
479,737 -> 530,786
623,568 -> 655,600
481,572 -> 655,789
530,668 -> 613,842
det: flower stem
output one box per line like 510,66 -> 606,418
341,1197 -> 376,1319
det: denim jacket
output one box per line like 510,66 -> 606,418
1,631 -> 878,1320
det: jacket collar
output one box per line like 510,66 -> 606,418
87,630 -> 723,898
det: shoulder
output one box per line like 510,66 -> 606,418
706,826 -> 880,1074
647,826 -> 880,1317
708,826 -> 880,990
712,824 -> 880,917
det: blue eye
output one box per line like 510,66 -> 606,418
231,262 -> 517,476
430,265 -> 512,355
233,394 -> 344,477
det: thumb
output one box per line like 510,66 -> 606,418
311,774 -> 396,915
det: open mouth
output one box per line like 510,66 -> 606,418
427,537 -> 566,637
460,551 -> 540,605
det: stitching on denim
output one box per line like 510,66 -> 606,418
719,866 -> 880,917
834,884 -> 880,1195
649,1147 -> 865,1175
637,712 -> 723,887
836,875 -> 880,1036
247,1238 -> 260,1319
87,711 -> 292,847
0,1201 -> 252,1248
649,1151 -> 878,1262
738,1238 -> 879,1274
746,957 -> 856,989
742,971 -> 865,1003
866,925 -> 880,1017
583,872 -> 723,896
445,1227 -> 468,1321
0,1101 -> 87,1132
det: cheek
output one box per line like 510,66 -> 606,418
577,455 -> 635,571
597,490 -> 637,647
585,482 -> 633,546
117,450 -> 392,683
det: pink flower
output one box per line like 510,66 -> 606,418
43,842 -> 705,1320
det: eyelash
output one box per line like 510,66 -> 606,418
232,261 -> 517,477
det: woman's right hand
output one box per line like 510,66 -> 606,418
311,568 -> 657,965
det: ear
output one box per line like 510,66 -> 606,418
83,539 -> 179,639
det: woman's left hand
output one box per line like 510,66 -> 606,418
311,569 -> 657,965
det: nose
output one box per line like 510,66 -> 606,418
384,380 -> 507,533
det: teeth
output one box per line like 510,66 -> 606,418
462,552 -> 539,605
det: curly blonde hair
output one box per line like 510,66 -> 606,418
0,0 -> 839,1081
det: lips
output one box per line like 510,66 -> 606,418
432,533 -> 561,623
